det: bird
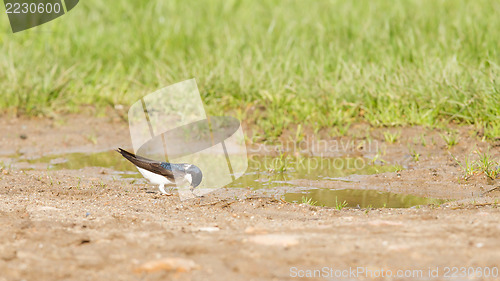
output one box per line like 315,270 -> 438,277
116,148 -> 202,194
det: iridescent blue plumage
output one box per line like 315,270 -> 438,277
160,162 -> 172,171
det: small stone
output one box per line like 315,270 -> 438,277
198,227 -> 219,232
36,206 -> 61,211
248,234 -> 299,247
368,220 -> 403,226
0,247 -> 17,261
134,257 -> 199,273
80,238 -> 91,245
388,244 -> 410,251
244,226 -> 267,234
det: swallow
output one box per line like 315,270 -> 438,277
116,148 -> 202,194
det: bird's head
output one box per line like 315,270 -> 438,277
184,164 -> 203,188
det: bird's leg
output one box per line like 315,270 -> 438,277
158,184 -> 167,194
167,185 -> 176,194
190,187 -> 203,198
158,184 -> 173,196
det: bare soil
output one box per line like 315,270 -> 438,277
0,114 -> 499,281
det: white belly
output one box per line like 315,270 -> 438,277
137,167 -> 174,185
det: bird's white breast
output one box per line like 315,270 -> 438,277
184,173 -> 192,185
136,167 -> 174,185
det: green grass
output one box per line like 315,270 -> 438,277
335,197 -> 348,211
383,130 -> 401,143
440,131 -> 460,148
476,151 -> 500,180
420,135 -> 428,147
408,147 -> 420,162
453,155 -> 477,181
268,150 -> 289,173
301,196 -> 317,206
452,150 -> 500,181
1,0 -> 499,140
288,124 -> 305,146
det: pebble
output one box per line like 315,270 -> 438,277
0,246 -> 17,261
134,257 -> 199,273
248,234 -> 299,247
368,220 -> 403,226
35,206 -> 61,211
244,226 -> 267,234
198,227 -> 220,232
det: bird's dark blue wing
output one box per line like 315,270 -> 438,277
117,148 -> 177,180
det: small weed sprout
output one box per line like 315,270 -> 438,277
409,146 -> 420,162
431,137 -> 436,146
476,151 -> 500,180
86,134 -> 98,145
452,149 -> 500,181
420,135 -> 427,147
289,124 -> 305,146
330,123 -> 352,137
383,130 -> 401,143
371,148 -> 387,165
451,154 -> 476,181
301,196 -> 317,206
269,150 -> 289,174
335,197 -> 348,210
440,132 -> 459,148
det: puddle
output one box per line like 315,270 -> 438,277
284,189 -> 446,208
20,151 -> 401,187
13,151 -> 442,207
24,151 -> 142,178
226,155 -> 401,189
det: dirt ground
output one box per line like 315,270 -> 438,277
0,113 -> 499,281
